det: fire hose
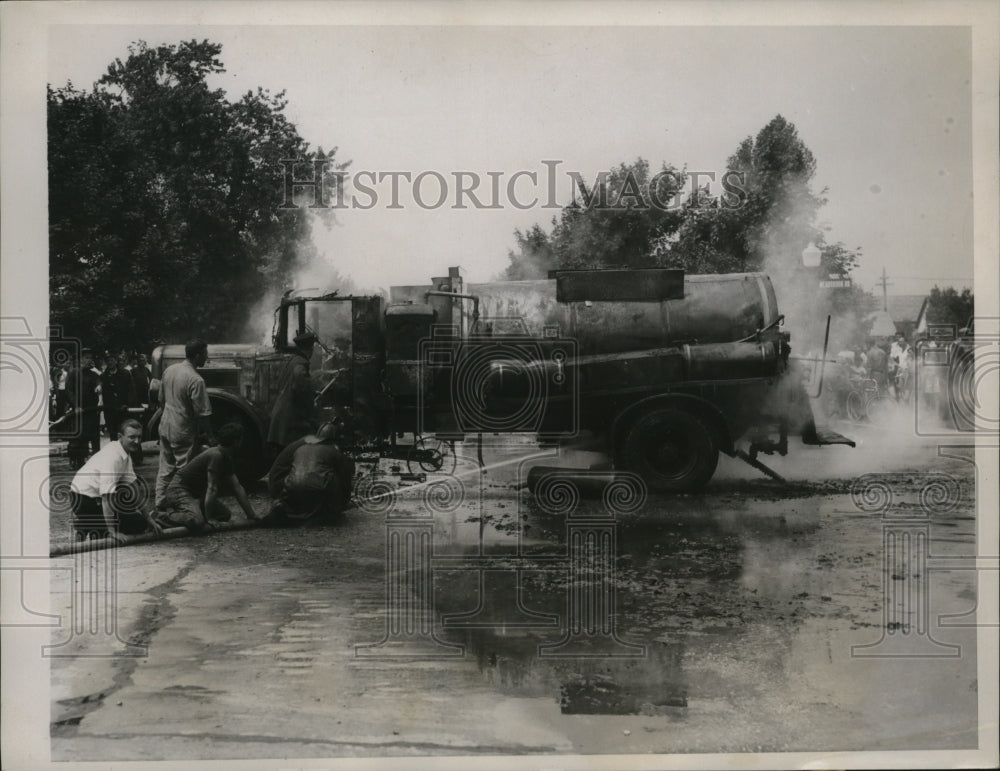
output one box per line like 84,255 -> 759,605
50,517 -> 262,558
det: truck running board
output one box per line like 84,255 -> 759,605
801,420 -> 857,448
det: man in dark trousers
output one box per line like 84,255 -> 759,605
156,422 -> 259,532
101,352 -> 137,443
131,352 -> 152,407
267,331 -> 317,455
263,422 -> 354,526
69,419 -> 163,543
866,338 -> 889,396
65,347 -> 102,469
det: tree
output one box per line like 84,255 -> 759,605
661,116 -> 876,351
48,40 -> 344,351
501,159 -> 686,278
502,223 -> 558,280
663,114 -> 839,275
926,286 -> 974,328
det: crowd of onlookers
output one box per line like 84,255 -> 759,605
50,349 -> 152,443
823,331 -> 947,420
859,331 -> 915,401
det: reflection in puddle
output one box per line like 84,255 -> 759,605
455,626 -> 688,716
420,476 -> 827,715
560,672 -> 687,715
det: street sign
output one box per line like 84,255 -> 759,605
927,324 -> 957,341
819,278 -> 852,289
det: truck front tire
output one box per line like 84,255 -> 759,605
209,403 -> 266,487
617,407 -> 719,492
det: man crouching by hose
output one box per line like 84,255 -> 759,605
156,423 -> 259,532
70,419 -> 163,543
260,422 -> 354,527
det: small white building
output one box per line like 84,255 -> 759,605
886,295 -> 930,339
869,295 -> 929,340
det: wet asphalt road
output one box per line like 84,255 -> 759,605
48,423 -> 982,762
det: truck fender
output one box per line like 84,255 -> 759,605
144,391 -> 265,443
205,389 -> 267,441
148,377 -> 161,407
145,407 -> 163,442
205,390 -> 270,483
611,393 -> 734,456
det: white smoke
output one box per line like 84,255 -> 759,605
242,220 -> 382,347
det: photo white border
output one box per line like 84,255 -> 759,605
2,2 -> 997,769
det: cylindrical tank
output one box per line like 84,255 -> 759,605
566,273 -> 779,354
682,341 -> 778,380
468,273 -> 780,355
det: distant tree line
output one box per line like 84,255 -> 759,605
48,40 -> 344,352
926,286 -> 974,330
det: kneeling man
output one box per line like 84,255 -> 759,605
157,422 -> 258,532
264,422 -> 354,526
70,419 -> 162,543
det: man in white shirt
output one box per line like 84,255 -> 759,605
889,332 -> 906,399
70,419 -> 162,543
896,341 -> 913,402
155,339 -> 213,509
55,364 -> 68,416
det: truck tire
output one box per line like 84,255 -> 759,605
617,407 -> 718,492
209,403 -> 266,487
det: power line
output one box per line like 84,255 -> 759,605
884,276 -> 973,282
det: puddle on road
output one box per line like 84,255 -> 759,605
456,630 -> 690,716
413,482 -> 834,715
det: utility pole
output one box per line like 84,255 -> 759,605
877,267 -> 892,312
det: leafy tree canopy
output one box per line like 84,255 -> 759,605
48,40 -> 344,351
663,115 -> 858,278
926,286 -> 974,329
501,159 -> 686,279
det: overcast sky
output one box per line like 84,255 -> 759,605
48,23 -> 975,297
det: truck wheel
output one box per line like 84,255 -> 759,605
617,407 -> 718,492
845,391 -> 866,422
209,406 -> 266,487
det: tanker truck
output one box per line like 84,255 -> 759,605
147,266 -> 853,491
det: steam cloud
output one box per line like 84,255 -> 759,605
242,220 -> 378,346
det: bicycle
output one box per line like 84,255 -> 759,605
845,377 -> 891,423
893,366 -> 913,405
